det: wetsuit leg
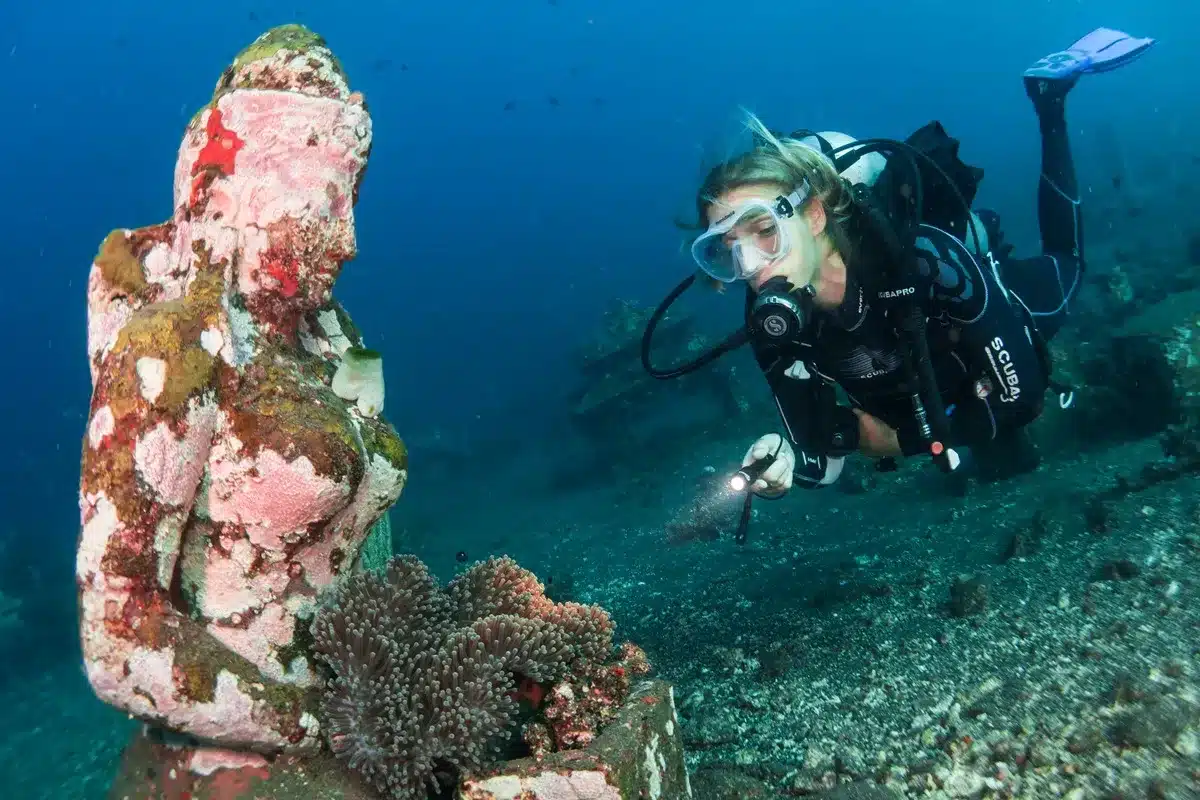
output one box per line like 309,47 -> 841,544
990,81 -> 1085,342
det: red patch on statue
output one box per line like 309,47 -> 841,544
205,762 -> 272,799
259,244 -> 301,297
188,107 -> 245,209
194,108 -> 244,176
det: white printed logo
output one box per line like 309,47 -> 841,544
986,336 -> 1021,403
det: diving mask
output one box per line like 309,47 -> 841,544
691,182 -> 810,283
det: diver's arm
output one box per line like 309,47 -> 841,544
921,233 -> 1046,439
751,346 -> 851,488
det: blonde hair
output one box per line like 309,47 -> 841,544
691,113 -> 856,245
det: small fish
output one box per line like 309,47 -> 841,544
547,95 -> 560,107
1111,174 -> 1123,190
665,520 -> 721,545
503,100 -> 517,111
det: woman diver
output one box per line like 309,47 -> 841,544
642,27 -> 1155,497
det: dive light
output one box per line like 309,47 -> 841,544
730,444 -> 785,545
730,452 -> 777,493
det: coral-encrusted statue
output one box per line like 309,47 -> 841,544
77,23 -> 406,766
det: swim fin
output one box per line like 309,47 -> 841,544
1023,27 -> 1156,81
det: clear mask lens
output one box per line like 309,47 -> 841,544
691,184 -> 808,283
693,204 -> 789,282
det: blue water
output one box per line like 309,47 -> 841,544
0,0 -> 1194,796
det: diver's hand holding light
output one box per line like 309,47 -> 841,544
730,453 -> 775,493
737,434 -> 794,496
730,435 -> 789,544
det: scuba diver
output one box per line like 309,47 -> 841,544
641,28 -> 1156,498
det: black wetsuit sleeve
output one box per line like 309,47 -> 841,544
917,232 -> 1046,445
750,341 -> 849,488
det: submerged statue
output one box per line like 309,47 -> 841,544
75,25 -> 690,800
77,24 -> 406,767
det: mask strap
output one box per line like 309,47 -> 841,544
775,179 -> 811,217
